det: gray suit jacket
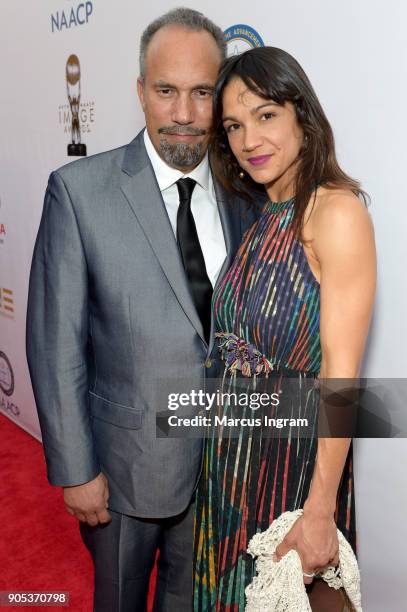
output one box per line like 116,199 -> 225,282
26,130 -> 258,518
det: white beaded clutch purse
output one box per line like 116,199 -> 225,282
245,509 -> 362,612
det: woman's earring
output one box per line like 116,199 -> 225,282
239,170 -> 245,179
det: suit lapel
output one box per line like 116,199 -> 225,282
120,132 -> 206,342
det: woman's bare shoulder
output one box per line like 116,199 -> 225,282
306,185 -> 369,229
314,185 -> 366,214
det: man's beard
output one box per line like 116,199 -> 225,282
159,139 -> 203,169
158,126 -> 207,169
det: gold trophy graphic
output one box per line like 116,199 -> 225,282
66,54 -> 87,156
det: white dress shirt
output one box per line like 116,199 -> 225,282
143,129 -> 227,288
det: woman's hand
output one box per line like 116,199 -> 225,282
273,509 -> 339,584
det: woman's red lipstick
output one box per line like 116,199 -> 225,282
247,154 -> 272,166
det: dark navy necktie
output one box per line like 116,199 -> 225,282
176,178 -> 213,343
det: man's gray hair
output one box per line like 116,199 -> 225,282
139,7 -> 227,80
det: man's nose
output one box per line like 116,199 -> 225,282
172,94 -> 194,124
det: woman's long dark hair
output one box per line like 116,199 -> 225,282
211,47 -> 367,237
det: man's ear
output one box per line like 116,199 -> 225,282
137,77 -> 146,111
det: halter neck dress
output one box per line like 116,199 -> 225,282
193,197 -> 356,611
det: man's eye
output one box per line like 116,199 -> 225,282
158,89 -> 172,96
195,90 -> 212,98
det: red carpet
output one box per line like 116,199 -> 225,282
0,414 -> 156,611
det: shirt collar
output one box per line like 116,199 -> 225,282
143,128 -> 210,192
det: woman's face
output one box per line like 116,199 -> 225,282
221,77 -> 304,196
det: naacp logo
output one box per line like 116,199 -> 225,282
51,2 -> 93,33
0,350 -> 19,416
0,396 -> 20,417
224,24 -> 265,56
59,55 -> 94,156
0,351 -> 14,397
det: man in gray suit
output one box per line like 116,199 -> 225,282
26,8 -> 256,612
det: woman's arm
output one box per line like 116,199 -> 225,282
275,190 -> 376,580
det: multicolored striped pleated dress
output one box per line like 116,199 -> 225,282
193,197 -> 356,611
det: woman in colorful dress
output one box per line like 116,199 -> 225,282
193,47 -> 376,611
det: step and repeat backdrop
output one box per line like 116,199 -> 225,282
0,1 -> 406,609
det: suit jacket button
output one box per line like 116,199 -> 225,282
205,358 -> 213,368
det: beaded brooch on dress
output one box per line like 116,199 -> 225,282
215,332 -> 274,378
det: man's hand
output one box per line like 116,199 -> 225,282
63,472 -> 111,526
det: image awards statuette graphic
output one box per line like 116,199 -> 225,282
66,54 -> 87,156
